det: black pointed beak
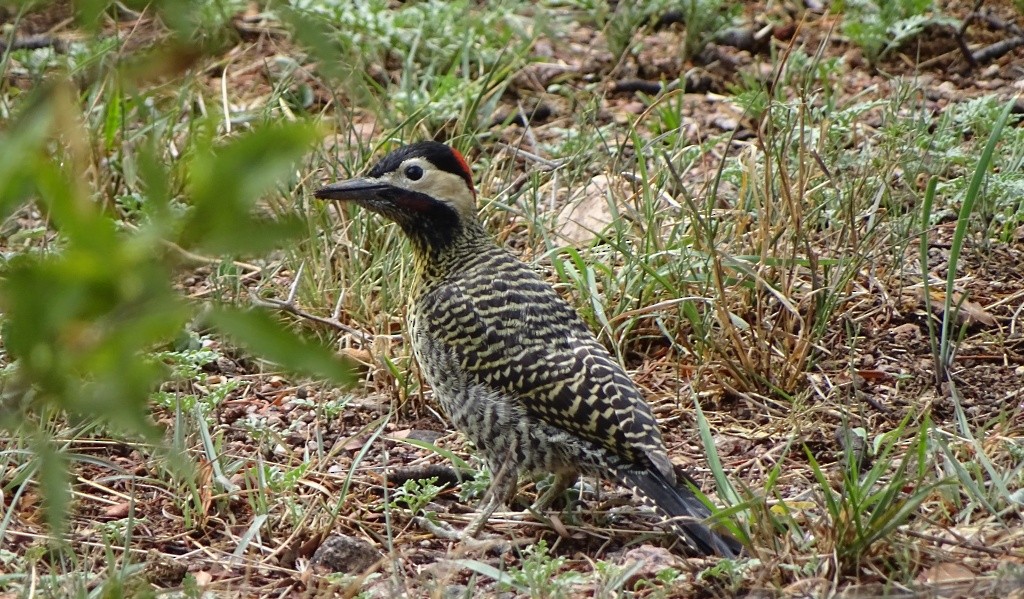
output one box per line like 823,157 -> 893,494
314,178 -> 391,201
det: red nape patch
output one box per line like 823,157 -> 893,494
450,148 -> 476,196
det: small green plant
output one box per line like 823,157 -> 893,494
679,0 -> 741,62
603,1 -> 671,60
266,462 -> 312,495
459,463 -> 492,503
623,563 -> 685,597
443,541 -> 589,597
696,555 -> 756,595
934,420 -> 1022,517
291,394 -> 352,419
506,541 -> 585,598
150,339 -> 240,417
388,476 -> 447,516
837,0 -> 959,64
603,0 -> 737,64
590,560 -> 645,597
284,0 -> 532,134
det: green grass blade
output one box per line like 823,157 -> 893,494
939,97 -> 1016,372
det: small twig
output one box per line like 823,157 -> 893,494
331,287 -> 346,321
382,464 -> 467,489
612,79 -> 663,95
861,393 -> 893,415
252,295 -> 391,344
955,0 -> 985,68
903,528 -> 1016,558
958,1 -> 1024,65
221,58 -> 233,134
285,262 -> 304,305
118,220 -> 263,274
955,35 -> 978,69
978,11 -> 1024,37
493,142 -> 568,170
0,34 -> 68,53
959,0 -> 985,34
414,516 -> 509,547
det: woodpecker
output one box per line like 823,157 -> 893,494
316,141 -> 741,557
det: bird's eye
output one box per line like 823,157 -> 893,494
405,165 -> 424,181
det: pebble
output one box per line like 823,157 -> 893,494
310,535 -> 382,574
620,545 -> 679,590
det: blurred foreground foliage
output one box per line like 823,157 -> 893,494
0,0 -> 352,533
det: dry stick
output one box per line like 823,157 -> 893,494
492,141 -> 568,201
252,295 -> 376,343
0,34 -> 68,52
917,48 -> 963,70
493,142 -> 568,170
979,11 -> 1024,36
903,528 -> 1018,558
955,0 -> 985,68
249,261 -> 386,343
972,36 -> 1024,64
120,221 -> 264,275
612,79 -> 663,95
861,393 -> 893,415
956,0 -> 1024,65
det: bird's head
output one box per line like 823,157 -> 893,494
316,141 -> 479,252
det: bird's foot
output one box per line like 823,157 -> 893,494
414,514 -> 494,539
530,472 -> 577,513
414,516 -> 512,552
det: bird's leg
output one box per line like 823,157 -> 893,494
530,472 -> 576,513
418,443 -> 520,541
415,481 -> 506,542
462,496 -> 500,538
464,449 -> 519,536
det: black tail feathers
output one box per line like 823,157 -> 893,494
620,469 -> 742,558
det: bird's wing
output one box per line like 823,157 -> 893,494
418,261 -> 670,474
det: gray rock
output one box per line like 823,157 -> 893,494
310,535 -> 381,574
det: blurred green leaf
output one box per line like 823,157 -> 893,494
74,0 -> 111,31
0,87 -> 57,221
1,244 -> 189,435
181,122 -> 318,254
207,306 -> 353,385
33,435 -> 70,536
0,9 -> 345,541
278,6 -> 349,83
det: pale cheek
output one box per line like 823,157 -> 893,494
432,175 -> 476,217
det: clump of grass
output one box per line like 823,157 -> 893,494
807,415 -> 949,573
